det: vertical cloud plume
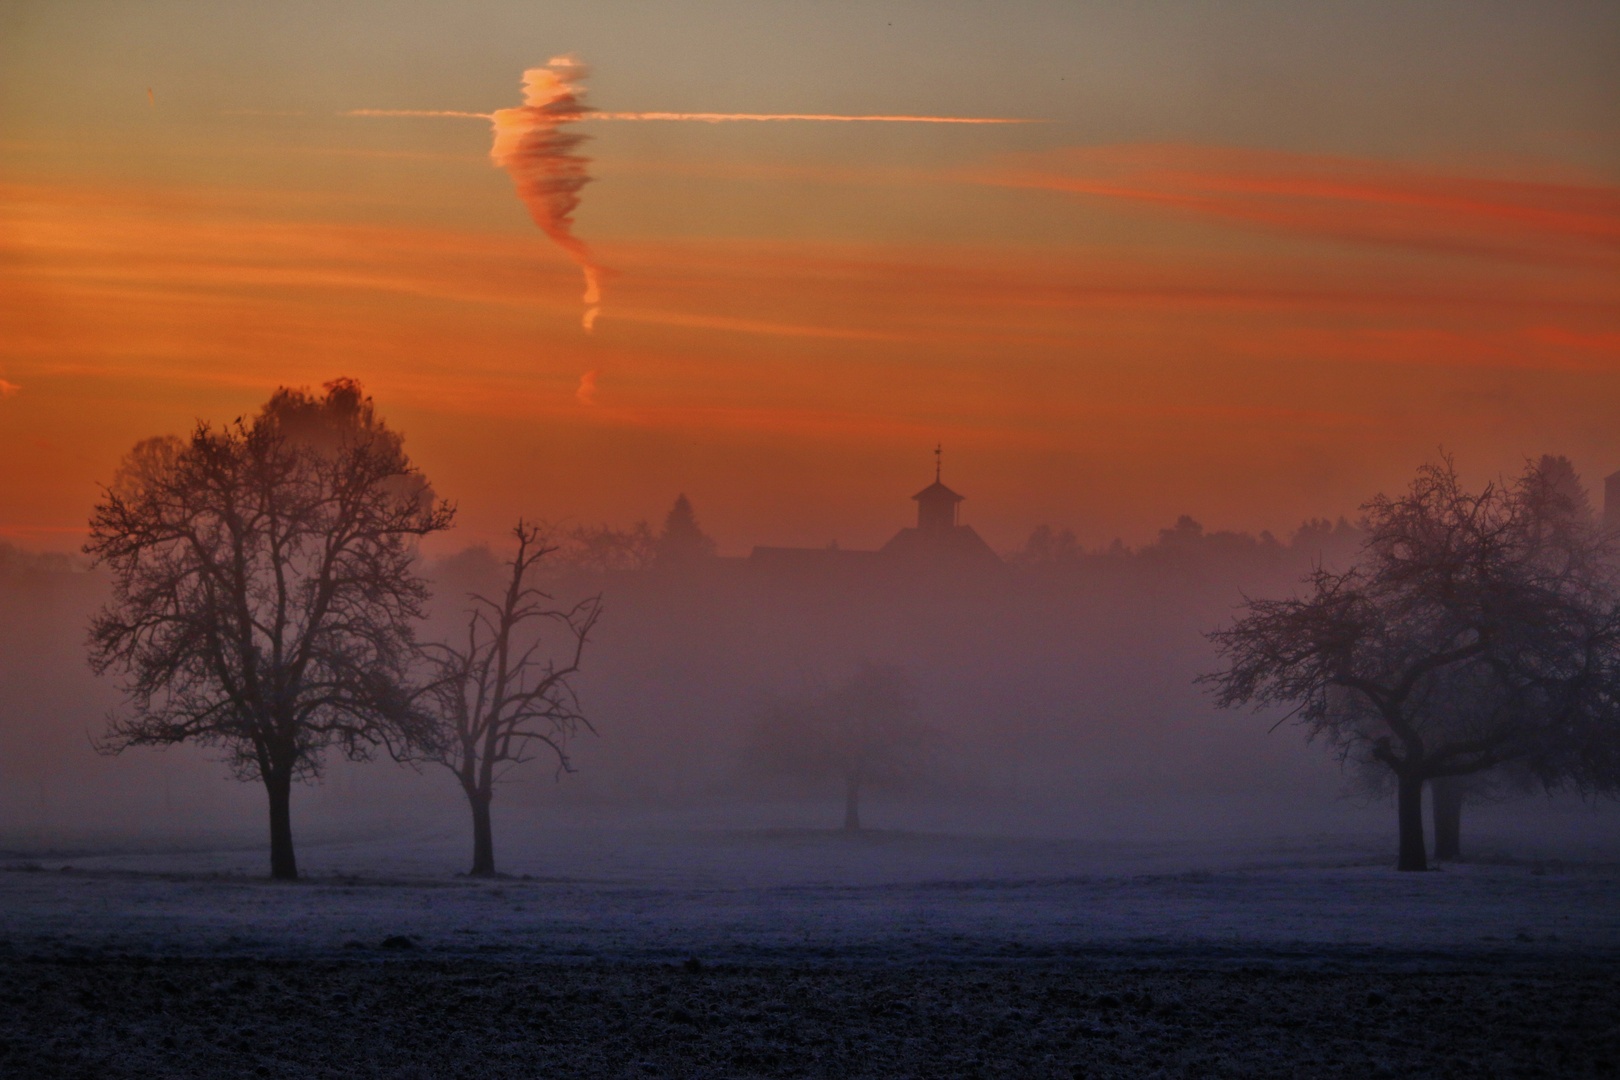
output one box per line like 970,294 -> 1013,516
489,57 -> 605,331
576,369 -> 598,405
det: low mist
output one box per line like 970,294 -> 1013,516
5,503 -> 1614,861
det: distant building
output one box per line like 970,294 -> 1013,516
878,471 -> 1001,567
749,449 -> 1002,574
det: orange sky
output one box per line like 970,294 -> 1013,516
2,1 -> 1617,554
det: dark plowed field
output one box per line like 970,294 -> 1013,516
3,955 -> 1616,1079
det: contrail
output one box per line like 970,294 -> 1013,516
344,109 -> 495,119
343,108 -> 1033,124
487,57 -> 604,331
343,61 -> 1037,331
589,112 -> 1034,124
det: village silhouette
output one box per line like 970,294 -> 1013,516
747,446 -> 1002,575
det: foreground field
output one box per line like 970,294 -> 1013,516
4,955 -> 1617,1080
3,828 -> 1618,1077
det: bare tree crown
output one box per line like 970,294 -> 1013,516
419,521 -> 602,786
748,662 -> 932,787
1205,456 -> 1620,791
86,378 -> 454,781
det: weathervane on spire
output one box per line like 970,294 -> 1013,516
934,443 -> 942,483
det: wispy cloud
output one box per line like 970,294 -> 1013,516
5,175 -> 1619,551
5,182 -> 1613,373
973,144 -> 1620,266
5,172 -> 1616,500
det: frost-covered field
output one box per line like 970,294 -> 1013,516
4,824 -> 1618,963
4,825 -> 1619,1078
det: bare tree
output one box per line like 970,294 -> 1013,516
1015,524 -> 1080,566
1430,456 -> 1616,862
418,522 -> 601,876
563,520 -> 656,573
747,663 -> 932,831
86,379 -> 453,879
1205,456 -> 1620,871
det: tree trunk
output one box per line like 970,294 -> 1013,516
468,789 -> 496,877
264,767 -> 298,881
1431,777 -> 1464,861
843,774 -> 861,831
1396,772 -> 1427,872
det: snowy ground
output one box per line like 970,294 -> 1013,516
4,824 -> 1619,1078
3,823 -> 1618,964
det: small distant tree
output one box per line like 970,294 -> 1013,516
746,663 -> 932,831
565,520 -> 656,573
1205,456 -> 1620,871
653,494 -> 717,565
417,522 -> 601,876
1017,524 -> 1080,566
86,380 -> 453,879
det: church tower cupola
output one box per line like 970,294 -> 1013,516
912,444 -> 965,531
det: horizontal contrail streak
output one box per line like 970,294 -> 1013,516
341,109 -> 1037,124
588,112 -> 1038,124
344,109 -> 494,118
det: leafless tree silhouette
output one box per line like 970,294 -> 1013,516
748,663 -> 932,831
86,379 -> 453,879
1205,455 -> 1620,871
564,520 -> 656,573
418,522 -> 601,876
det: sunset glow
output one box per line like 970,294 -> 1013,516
4,10 -> 1620,1054
2,1 -> 1617,556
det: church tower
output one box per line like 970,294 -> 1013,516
912,444 -> 965,530
748,445 -> 1003,574
878,445 -> 1002,568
